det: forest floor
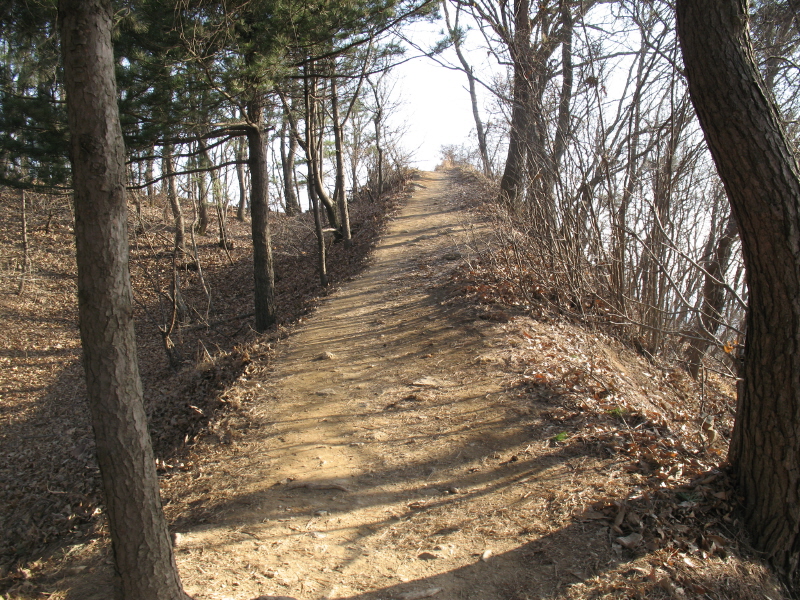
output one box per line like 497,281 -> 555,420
0,170 -> 790,599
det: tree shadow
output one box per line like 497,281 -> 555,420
0,179 -> 411,589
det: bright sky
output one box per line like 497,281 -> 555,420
390,19 -> 488,171
393,56 -> 477,171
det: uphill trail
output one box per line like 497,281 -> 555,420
68,170 -> 615,600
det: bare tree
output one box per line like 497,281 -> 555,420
442,0 -> 492,177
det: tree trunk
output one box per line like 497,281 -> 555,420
444,1 -> 491,178
195,144 -> 209,236
677,0 -> 800,585
610,40 -> 647,318
131,160 -> 142,219
373,106 -> 383,197
199,139 -> 228,249
302,70 -> 340,230
162,144 -> 186,259
59,1 -> 189,598
245,102 -> 276,332
236,136 -> 248,221
330,76 -> 352,247
307,168 -> 329,286
498,0 -> 531,208
279,107 -> 301,216
307,76 -> 341,230
145,151 -> 155,204
550,1 -> 573,191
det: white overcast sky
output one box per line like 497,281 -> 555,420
390,17 -> 490,171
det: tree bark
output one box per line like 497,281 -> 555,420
677,0 -> 800,585
194,145 -> 209,236
550,0 -> 573,191
307,167 -> 329,286
245,101 -> 277,332
198,139 -> 229,249
371,81 -> 384,199
304,73 -> 330,283
59,1 -> 189,598
145,151 -> 155,204
305,74 -> 340,230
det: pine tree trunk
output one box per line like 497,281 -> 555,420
145,152 -> 155,204
677,0 -> 800,586
246,102 -> 276,332
59,2 -> 189,598
199,139 -> 228,249
307,168 -> 328,286
195,144 -> 209,236
303,71 -> 340,230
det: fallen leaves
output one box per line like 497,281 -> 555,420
0,184 -> 402,577
616,532 -> 643,550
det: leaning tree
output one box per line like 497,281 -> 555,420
677,0 -> 800,586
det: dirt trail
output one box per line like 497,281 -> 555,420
138,169 -> 608,600
61,170 -> 613,600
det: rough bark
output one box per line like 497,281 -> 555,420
677,0 -> 800,585
59,1 -> 189,598
245,101 -> 276,332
